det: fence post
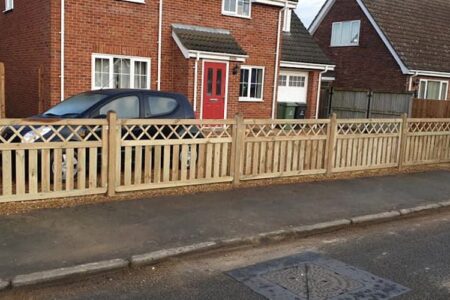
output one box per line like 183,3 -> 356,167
327,87 -> 334,116
232,114 -> 245,185
398,113 -> 408,169
366,90 -> 373,118
107,112 -> 118,196
326,113 -> 337,175
0,63 -> 5,118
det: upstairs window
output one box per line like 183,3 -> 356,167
331,20 -> 360,47
223,0 -> 251,18
4,0 -> 13,12
418,80 -> 448,100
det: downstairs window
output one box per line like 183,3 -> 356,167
92,54 -> 151,90
239,66 -> 264,101
418,80 -> 448,100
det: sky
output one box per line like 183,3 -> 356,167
295,0 -> 327,27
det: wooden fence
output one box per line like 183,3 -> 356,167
0,119 -> 108,202
324,89 -> 413,119
412,99 -> 450,118
0,114 -> 449,203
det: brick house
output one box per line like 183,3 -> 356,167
310,0 -> 450,102
0,0 -> 333,119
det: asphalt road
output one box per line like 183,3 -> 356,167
3,210 -> 450,300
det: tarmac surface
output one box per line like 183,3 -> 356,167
1,170 -> 450,280
3,206 -> 450,299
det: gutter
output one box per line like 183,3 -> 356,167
408,71 -> 419,93
157,0 -> 163,91
315,66 -> 329,119
60,0 -> 65,101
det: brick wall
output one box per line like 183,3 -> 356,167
60,0 -> 159,106
0,1 -> 293,119
163,0 -> 280,119
55,0 -> 281,119
0,0 -> 52,117
313,0 -> 409,93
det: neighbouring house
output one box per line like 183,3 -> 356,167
0,0 -> 333,119
310,0 -> 450,102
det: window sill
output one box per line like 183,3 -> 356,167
239,97 -> 263,102
330,44 -> 359,48
221,12 -> 251,20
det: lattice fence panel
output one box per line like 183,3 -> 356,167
240,120 -> 330,180
0,119 -> 108,202
116,120 -> 235,191
333,119 -> 402,172
405,120 -> 450,165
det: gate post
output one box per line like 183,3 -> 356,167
0,63 -> 5,118
398,113 -> 408,170
107,112 -> 118,196
232,114 -> 245,185
326,113 -> 337,175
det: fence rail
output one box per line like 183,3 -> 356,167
0,113 -> 449,203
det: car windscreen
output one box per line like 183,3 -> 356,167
44,92 -> 109,117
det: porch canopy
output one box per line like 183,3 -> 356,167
172,23 -> 248,62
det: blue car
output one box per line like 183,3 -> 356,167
2,89 -> 198,180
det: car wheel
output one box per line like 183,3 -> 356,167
179,145 -> 195,169
51,151 -> 78,181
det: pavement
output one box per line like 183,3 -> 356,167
3,206 -> 450,299
1,170 -> 450,286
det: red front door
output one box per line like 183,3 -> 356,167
203,62 -> 227,119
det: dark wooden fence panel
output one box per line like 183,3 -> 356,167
370,92 -> 412,118
412,99 -> 450,118
330,90 -> 368,119
327,89 -> 413,119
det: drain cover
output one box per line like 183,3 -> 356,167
228,252 -> 410,300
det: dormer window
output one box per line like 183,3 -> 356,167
4,0 -> 13,12
223,0 -> 251,18
331,20 -> 360,47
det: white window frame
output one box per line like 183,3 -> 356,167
418,79 -> 449,100
331,20 -> 361,47
239,65 -> 265,102
91,54 -> 151,90
222,0 -> 252,19
3,0 -> 13,12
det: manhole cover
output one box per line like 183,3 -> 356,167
227,252 -> 410,300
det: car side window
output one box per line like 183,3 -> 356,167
145,95 -> 178,117
99,96 -> 140,119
